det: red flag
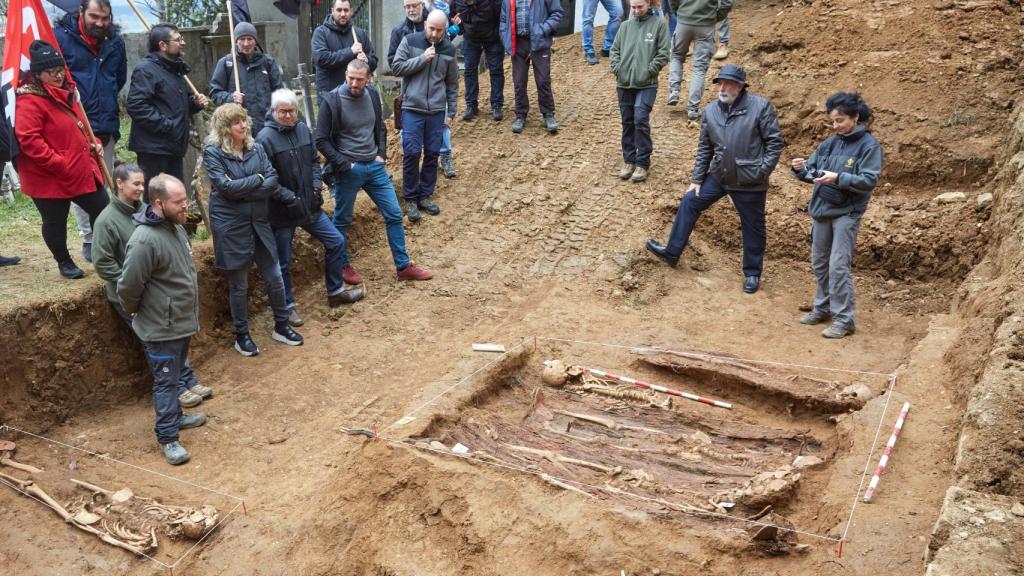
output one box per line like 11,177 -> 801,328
3,0 -> 62,128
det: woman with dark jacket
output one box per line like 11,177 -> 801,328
15,40 -> 108,278
791,92 -> 883,339
204,103 -> 303,356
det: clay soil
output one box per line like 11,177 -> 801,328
2,0 -> 1023,573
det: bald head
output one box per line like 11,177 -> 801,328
424,10 -> 447,43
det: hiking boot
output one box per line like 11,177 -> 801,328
81,242 -> 92,263
600,49 -> 610,58
177,389 -> 203,408
585,53 -> 599,65
618,163 -> 636,180
418,198 -> 441,215
631,166 -> 649,183
511,117 -> 526,133
234,333 -> 259,357
492,107 -> 504,121
0,255 -> 20,266
397,263 -> 434,281
714,43 -> 730,60
406,201 -> 422,222
645,240 -> 679,268
328,286 -> 365,307
287,307 -> 304,327
189,383 -> 213,399
58,260 -> 85,279
161,441 -> 190,465
178,412 -> 207,430
543,114 -> 559,133
439,152 -> 457,178
743,276 -> 761,294
667,91 -> 680,106
822,323 -> 855,339
342,264 -> 363,284
800,311 -> 831,325
272,323 -> 304,346
462,103 -> 479,121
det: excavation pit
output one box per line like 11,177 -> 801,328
391,339 -> 895,548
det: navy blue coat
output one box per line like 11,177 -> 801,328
54,12 -> 127,139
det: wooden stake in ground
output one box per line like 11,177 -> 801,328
863,401 -> 910,502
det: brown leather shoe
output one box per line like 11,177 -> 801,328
396,263 -> 433,281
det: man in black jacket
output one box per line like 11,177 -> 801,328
256,89 -> 364,324
0,89 -> 19,267
315,60 -> 433,283
646,65 -> 784,294
456,0 -> 505,121
209,22 -> 284,135
388,0 -> 426,69
126,23 -> 209,201
312,0 -> 378,94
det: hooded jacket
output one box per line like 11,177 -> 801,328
499,0 -> 563,55
209,51 -> 284,135
54,12 -> 127,139
794,124 -> 882,221
14,80 -> 104,199
93,195 -> 144,303
315,83 -> 386,178
126,53 -> 204,156
204,142 -> 281,270
668,0 -> 732,26
391,32 -> 459,118
256,113 -> 324,229
388,17 -> 424,69
117,204 -> 199,342
609,11 -> 670,90
312,15 -> 378,93
456,0 -> 502,44
692,90 -> 785,192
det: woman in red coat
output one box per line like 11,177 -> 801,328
15,40 -> 107,279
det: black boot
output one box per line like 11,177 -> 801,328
462,103 -> 479,121
328,286 -> 366,308
58,260 -> 84,279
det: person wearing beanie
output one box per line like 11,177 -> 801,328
55,0 -> 128,265
208,22 -> 284,135
646,65 -> 784,294
15,40 -> 109,279
126,23 -> 209,201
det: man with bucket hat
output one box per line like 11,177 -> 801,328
645,64 -> 784,294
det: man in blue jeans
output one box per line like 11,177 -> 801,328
582,0 -> 622,65
315,60 -> 434,282
391,10 -> 459,221
257,89 -> 365,324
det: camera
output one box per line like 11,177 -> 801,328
807,169 -> 826,179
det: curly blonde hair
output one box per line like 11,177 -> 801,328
206,103 -> 253,154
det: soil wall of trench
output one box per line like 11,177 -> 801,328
923,103 -> 1024,575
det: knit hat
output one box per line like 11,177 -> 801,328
29,40 -> 65,74
234,22 -> 257,40
712,64 -> 749,87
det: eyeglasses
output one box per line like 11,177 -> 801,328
404,3 -> 422,10
275,108 -> 298,116
41,68 -> 66,78
166,36 -> 185,45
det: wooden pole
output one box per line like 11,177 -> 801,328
123,0 -> 202,96
225,0 -> 242,94
73,89 -> 114,193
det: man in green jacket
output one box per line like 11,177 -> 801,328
117,174 -> 207,466
666,0 -> 731,122
610,0 -> 670,182
94,164 -> 212,411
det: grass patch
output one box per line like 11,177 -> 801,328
0,192 -> 78,246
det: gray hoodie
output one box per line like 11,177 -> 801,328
391,31 -> 458,118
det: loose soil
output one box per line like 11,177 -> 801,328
2,0 -> 1023,573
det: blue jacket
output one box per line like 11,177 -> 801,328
54,12 -> 127,139
793,124 -> 882,221
499,0 -> 563,54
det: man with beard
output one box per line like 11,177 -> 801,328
312,0 -> 378,94
55,0 -> 127,263
645,65 -> 784,294
118,174 -> 207,465
126,24 -> 209,201
208,22 -> 284,135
